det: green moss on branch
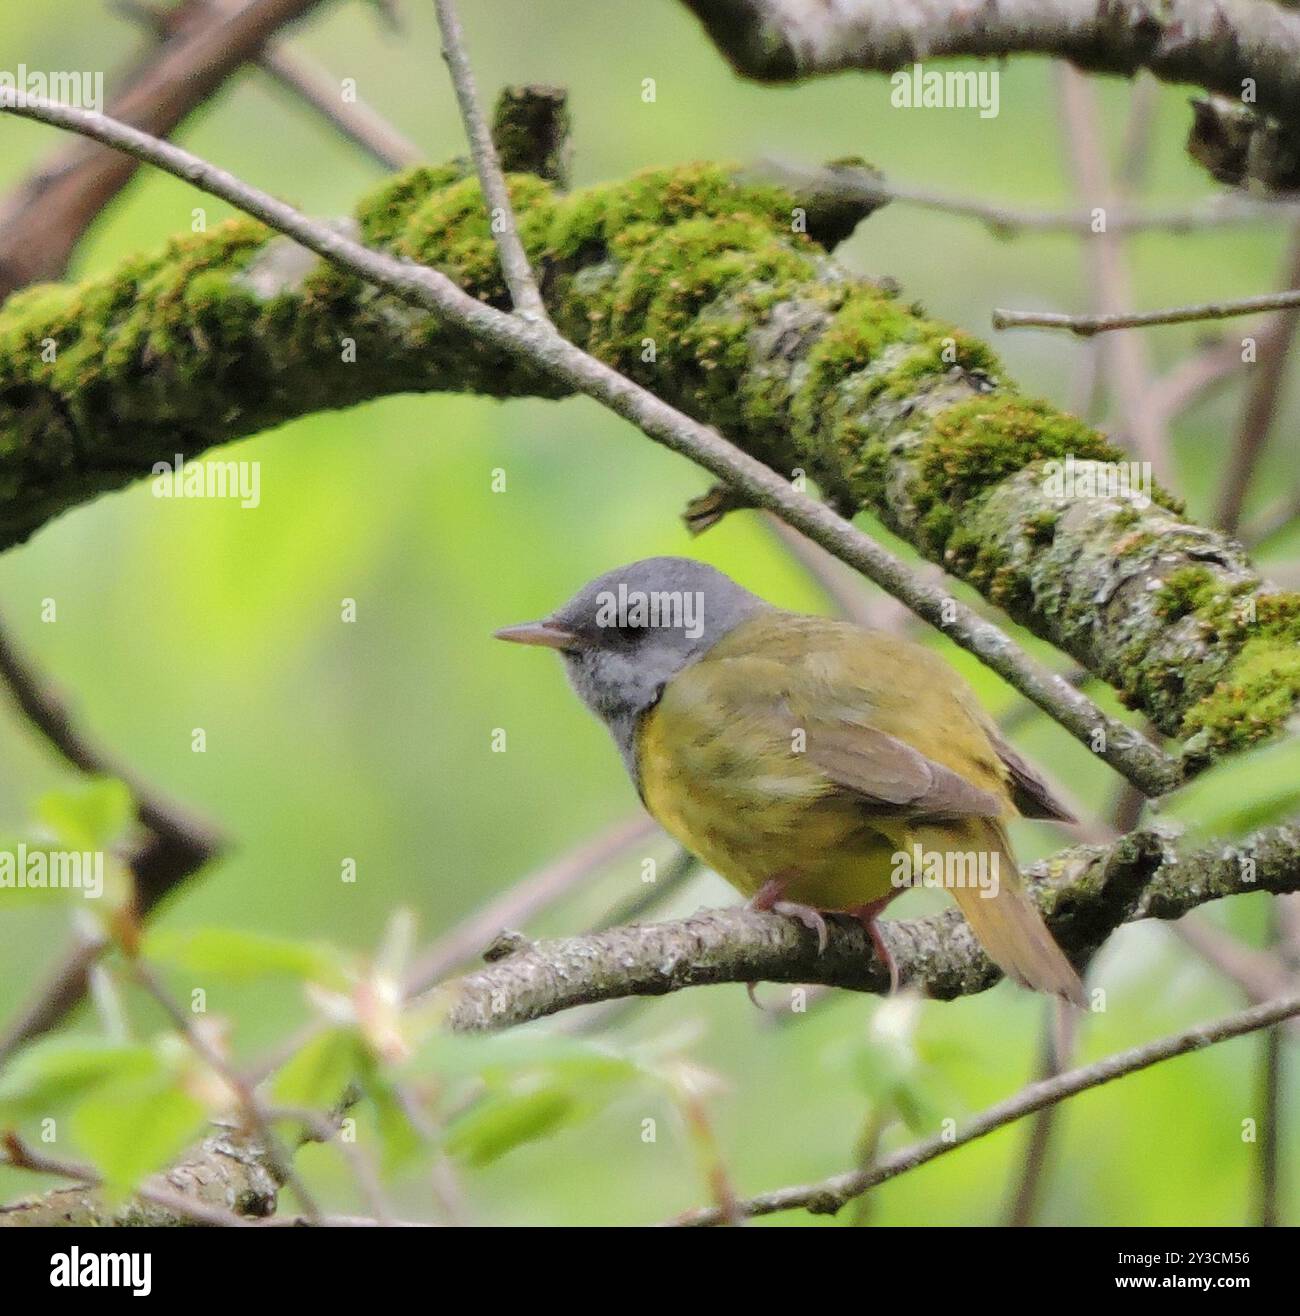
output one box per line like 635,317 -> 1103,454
0,158 -> 1296,770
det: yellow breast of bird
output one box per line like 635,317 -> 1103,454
633,611 -> 1017,910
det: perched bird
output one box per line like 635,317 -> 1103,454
496,557 -> 1084,1005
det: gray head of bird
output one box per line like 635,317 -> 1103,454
495,556 -> 765,755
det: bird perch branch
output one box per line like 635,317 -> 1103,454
435,824 -> 1300,1032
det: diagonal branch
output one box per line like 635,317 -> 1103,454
117,0 -> 424,172
0,620 -> 224,1065
0,93 -> 1181,796
431,0 -> 548,321
670,987 -> 1300,1225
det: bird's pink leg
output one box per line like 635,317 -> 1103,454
747,875 -> 829,953
850,896 -> 901,994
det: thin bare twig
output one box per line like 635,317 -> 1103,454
1001,1000 -> 1078,1226
1174,919 -> 1296,1009
259,43 -> 423,170
1244,486 -> 1300,549
1255,906 -> 1287,1227
754,161 -> 1300,239
430,0 -> 547,321
763,513 -> 915,633
0,93 -> 1181,801
1,1133 -> 98,1184
132,962 -> 320,1221
118,0 -> 424,172
1056,67 -> 1166,475
1215,226 -> 1300,533
994,289 -> 1300,336
1149,334 -> 1248,421
590,845 -> 699,932
671,990 -> 1300,1225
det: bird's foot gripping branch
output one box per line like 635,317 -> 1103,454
1,155 -> 1297,771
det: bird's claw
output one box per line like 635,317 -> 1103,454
771,900 -> 829,953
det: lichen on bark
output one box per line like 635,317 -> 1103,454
0,156 -> 1296,772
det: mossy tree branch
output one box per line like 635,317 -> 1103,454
0,102 -> 1296,777
0,95 -> 1181,798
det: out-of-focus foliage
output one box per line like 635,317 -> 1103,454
0,1 -> 1296,1225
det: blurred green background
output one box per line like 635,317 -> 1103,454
0,0 -> 1297,1225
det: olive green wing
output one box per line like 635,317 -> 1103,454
721,611 -> 1071,822
683,616 -> 1007,820
984,725 -> 1077,822
796,716 -> 1006,819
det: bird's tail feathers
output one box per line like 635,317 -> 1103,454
922,821 -> 1087,1008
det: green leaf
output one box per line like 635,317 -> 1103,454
70,1075 -> 206,1194
0,1037 -> 162,1115
416,1030 -> 641,1086
141,927 -> 348,988
272,1028 -> 363,1108
0,837 -> 72,906
889,1073 -> 948,1136
36,777 -> 134,850
445,1080 -> 580,1168
362,1072 -> 424,1176
407,1031 -> 651,1168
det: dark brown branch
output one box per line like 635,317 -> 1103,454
0,0 -> 329,301
0,621 -> 224,1064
